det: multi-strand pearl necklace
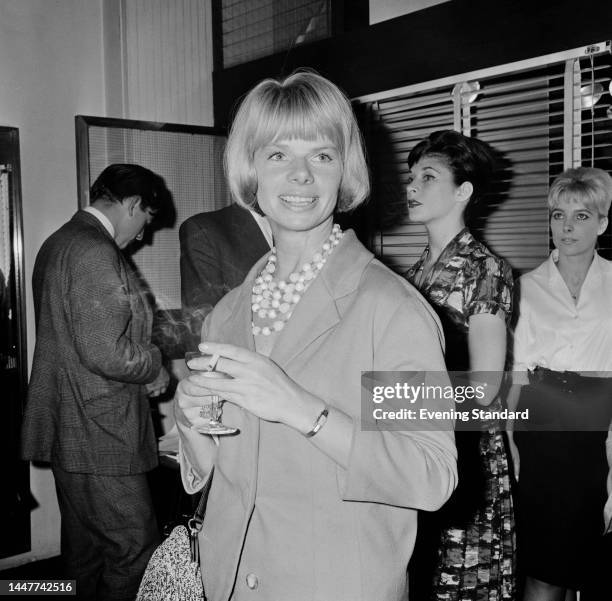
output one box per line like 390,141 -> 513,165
251,224 -> 344,336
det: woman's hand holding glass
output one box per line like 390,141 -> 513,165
180,351 -> 237,435
181,342 -> 322,435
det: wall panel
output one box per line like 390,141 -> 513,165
122,0 -> 214,125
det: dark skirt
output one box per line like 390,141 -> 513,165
514,368 -> 612,590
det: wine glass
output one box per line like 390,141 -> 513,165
185,351 -> 238,435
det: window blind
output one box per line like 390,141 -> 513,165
357,42 -> 612,274
573,52 -> 612,259
461,65 -> 563,272
367,88 -> 454,273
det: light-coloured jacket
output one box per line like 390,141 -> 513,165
179,231 -> 457,601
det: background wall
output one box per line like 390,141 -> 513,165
0,0 -> 106,568
121,0 -> 214,123
0,0 -> 215,569
213,0 -> 612,126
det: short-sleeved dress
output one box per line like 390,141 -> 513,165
406,228 -> 516,601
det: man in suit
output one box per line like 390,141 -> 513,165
21,164 -> 174,601
179,203 -> 271,351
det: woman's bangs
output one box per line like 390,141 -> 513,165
252,97 -> 342,150
554,185 -> 599,213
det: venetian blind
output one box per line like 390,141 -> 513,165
358,42 -> 612,274
571,52 -> 612,259
366,88 -> 453,273
460,65 -> 562,272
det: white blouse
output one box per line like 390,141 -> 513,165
512,252 -> 612,381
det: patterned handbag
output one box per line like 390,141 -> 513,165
135,468 -> 213,601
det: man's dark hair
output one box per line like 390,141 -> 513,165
90,163 -> 175,227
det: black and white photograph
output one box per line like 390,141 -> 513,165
1,1 -> 611,600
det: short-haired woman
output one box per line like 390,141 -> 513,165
508,166 -> 612,600
404,130 -> 515,600
174,72 -> 458,601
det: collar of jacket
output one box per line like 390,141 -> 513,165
219,229 -> 374,369
72,209 -> 116,243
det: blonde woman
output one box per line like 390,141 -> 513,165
508,167 -> 612,601
174,72 -> 458,601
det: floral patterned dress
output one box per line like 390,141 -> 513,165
405,228 -> 515,601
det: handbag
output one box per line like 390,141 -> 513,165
136,468 -> 213,601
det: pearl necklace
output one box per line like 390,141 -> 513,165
251,224 -> 343,336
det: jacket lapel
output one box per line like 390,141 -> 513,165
269,275 -> 341,369
215,230 -> 374,368
211,256 -> 264,352
230,277 -> 257,352
269,230 -> 374,369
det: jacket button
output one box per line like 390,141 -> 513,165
246,573 -> 259,590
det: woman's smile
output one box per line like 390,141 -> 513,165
279,194 -> 319,208
254,137 -> 342,234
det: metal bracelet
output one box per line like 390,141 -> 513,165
304,406 -> 329,438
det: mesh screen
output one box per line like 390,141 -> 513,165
221,0 -> 331,68
0,169 -> 10,280
88,126 -> 230,309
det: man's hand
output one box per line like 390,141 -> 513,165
146,365 -> 170,397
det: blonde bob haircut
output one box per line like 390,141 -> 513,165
548,166 -> 612,218
224,71 -> 370,212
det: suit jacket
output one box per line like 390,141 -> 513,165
179,204 -> 270,350
178,230 -> 458,601
21,211 -> 161,475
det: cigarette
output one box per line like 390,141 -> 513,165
206,353 -> 221,372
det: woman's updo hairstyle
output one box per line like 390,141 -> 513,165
548,167 -> 612,218
408,130 -> 497,209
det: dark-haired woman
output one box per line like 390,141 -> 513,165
405,130 -> 515,600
